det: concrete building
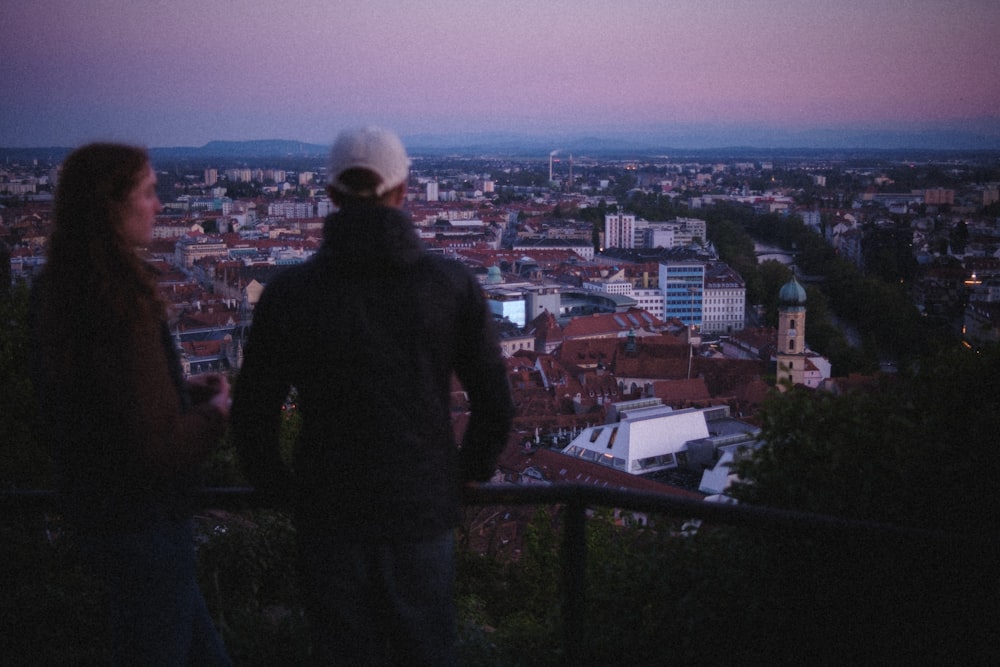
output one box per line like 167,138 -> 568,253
484,287 -> 527,327
604,212 -> 635,249
631,288 -> 665,320
923,188 -> 955,206
174,235 -> 229,268
225,168 -> 253,183
497,329 -> 536,357
583,280 -> 664,320
512,237 -> 594,261
267,201 -> 314,218
630,218 -> 705,250
702,264 -> 746,335
522,283 -> 563,324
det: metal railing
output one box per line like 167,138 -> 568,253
2,483 -> 984,665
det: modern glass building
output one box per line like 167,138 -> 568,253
659,261 -> 704,327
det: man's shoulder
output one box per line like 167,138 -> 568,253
417,253 -> 475,282
261,256 -> 323,290
254,259 -> 327,312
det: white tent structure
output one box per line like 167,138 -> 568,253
560,402 -> 736,475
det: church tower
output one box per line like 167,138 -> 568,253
776,275 -> 808,390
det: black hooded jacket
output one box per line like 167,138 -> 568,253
231,203 -> 514,540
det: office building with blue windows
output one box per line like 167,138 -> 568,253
659,261 -> 704,327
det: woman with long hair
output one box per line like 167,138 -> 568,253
30,143 -> 232,666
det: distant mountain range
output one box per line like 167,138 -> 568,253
0,141 -> 332,164
153,140 -> 329,159
4,124 -> 1000,163
400,122 -> 1000,156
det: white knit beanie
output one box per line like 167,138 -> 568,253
328,126 -> 410,196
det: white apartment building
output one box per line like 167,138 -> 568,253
317,198 -> 335,217
702,264 -> 746,335
582,281 -> 664,320
268,201 -> 314,218
258,169 -> 286,183
0,181 -> 36,195
153,222 -> 198,239
583,279 -> 633,296
674,217 -> 706,241
632,217 -> 706,249
645,226 -> 675,249
632,288 -> 665,320
225,168 -> 253,183
604,212 -> 636,249
800,209 -> 822,230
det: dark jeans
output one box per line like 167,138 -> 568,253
82,519 -> 231,667
297,529 -> 457,667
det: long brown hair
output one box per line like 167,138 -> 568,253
43,143 -> 162,335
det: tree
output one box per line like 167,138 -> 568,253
724,345 -> 1000,661
950,219 -> 969,253
756,260 -> 793,326
862,225 -> 917,284
705,216 -> 760,301
730,344 -> 1000,534
0,282 -> 50,489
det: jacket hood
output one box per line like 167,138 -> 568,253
320,203 -> 424,269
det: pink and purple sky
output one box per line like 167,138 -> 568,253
3,0 -> 999,149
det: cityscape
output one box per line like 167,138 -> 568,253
4,0 -> 1000,662
4,139 -> 998,662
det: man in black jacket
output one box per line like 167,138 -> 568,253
231,126 -> 514,666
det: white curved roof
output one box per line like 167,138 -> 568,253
561,405 -> 710,474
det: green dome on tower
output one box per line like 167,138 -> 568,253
779,276 -> 807,310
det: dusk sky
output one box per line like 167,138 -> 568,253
3,0 -> 1000,149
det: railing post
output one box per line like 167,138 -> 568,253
561,493 -> 587,666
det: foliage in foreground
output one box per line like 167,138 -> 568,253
4,498 -> 996,666
457,508 -> 994,666
731,343 -> 1000,535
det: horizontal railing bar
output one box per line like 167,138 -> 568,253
2,483 -> 985,547
465,483 -> 982,545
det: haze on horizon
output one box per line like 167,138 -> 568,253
3,0 -> 1000,150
